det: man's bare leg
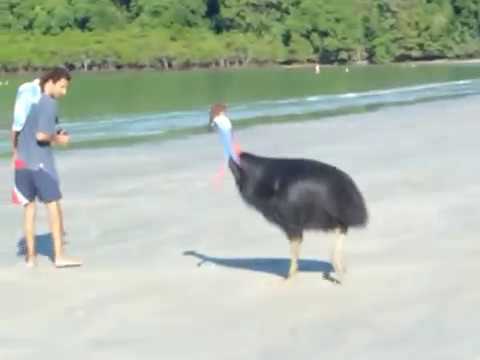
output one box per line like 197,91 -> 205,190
58,201 -> 67,242
24,202 -> 37,267
46,201 -> 81,267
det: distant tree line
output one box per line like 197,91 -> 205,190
0,0 -> 480,71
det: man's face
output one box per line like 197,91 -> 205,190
50,78 -> 70,98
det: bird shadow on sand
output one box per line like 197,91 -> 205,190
16,233 -> 65,262
183,250 -> 337,281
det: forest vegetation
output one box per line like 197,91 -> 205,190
1,0 -> 480,71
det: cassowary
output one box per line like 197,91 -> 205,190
209,104 -> 368,283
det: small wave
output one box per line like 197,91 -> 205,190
338,93 -> 358,98
72,78 -> 480,130
2,78 -> 479,152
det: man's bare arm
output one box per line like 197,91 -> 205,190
11,130 -> 19,150
36,131 -> 70,145
11,131 -> 19,165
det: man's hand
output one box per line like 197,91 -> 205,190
54,131 -> 70,146
36,129 -> 70,146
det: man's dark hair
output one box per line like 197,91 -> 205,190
40,67 -> 71,91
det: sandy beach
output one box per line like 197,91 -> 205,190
0,96 -> 478,359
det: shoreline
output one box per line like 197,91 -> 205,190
1,91 -> 477,159
2,57 -> 480,76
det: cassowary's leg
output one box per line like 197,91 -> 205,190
331,227 -> 347,283
287,237 -> 302,279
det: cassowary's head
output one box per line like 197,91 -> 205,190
209,103 -> 227,128
209,103 -> 241,164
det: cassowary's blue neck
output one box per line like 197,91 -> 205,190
218,126 -> 240,164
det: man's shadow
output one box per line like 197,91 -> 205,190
183,250 -> 336,281
16,233 -> 62,262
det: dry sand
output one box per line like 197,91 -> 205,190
0,96 -> 478,359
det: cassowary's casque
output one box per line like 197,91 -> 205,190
209,104 -> 368,283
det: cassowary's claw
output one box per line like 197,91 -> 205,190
323,272 -> 342,285
197,259 -> 207,267
287,268 -> 298,280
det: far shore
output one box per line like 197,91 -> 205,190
2,57 -> 480,77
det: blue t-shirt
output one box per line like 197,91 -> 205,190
17,94 -> 59,180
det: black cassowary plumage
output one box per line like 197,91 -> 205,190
228,152 -> 368,239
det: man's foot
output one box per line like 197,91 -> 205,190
54,255 -> 82,268
25,256 -> 37,268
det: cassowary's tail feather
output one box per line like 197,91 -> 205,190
341,182 -> 368,227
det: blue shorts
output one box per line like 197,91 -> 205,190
13,162 -> 62,205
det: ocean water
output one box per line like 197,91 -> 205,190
1,64 -> 479,153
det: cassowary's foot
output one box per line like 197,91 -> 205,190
286,261 -> 298,280
324,272 -> 342,285
332,255 -> 345,281
331,227 -> 347,285
331,269 -> 344,285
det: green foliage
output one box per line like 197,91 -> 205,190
134,0 -> 207,29
1,0 -> 480,70
284,33 -> 314,63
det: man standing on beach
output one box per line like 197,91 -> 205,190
11,77 -> 68,237
13,67 -> 81,267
